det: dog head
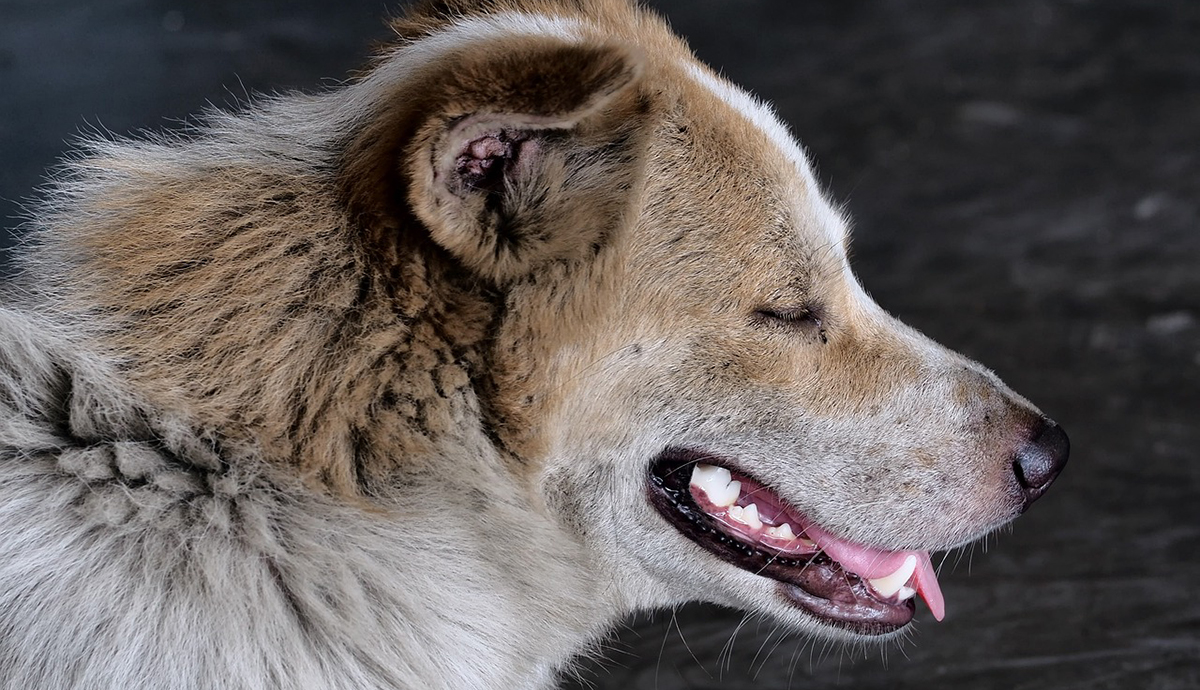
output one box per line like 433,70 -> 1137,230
343,0 -> 1069,639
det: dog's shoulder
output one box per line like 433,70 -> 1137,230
0,305 -> 281,548
0,308 -> 355,688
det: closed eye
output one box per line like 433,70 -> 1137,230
753,307 -> 827,343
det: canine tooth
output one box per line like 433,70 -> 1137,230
691,463 -> 730,486
896,586 -> 917,601
713,480 -> 741,507
689,464 -> 740,507
867,554 -> 918,598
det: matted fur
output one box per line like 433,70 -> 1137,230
2,1 -> 1059,688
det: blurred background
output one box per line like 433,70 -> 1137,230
1,1 -> 1197,688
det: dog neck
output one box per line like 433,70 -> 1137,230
0,300 -> 625,688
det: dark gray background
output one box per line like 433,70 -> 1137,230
2,1 -> 1197,688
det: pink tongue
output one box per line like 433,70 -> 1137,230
799,519 -> 946,621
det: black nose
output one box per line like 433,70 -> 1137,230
1013,419 -> 1069,507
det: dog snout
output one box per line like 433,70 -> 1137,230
1012,418 -> 1069,508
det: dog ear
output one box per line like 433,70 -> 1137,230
342,34 -> 648,283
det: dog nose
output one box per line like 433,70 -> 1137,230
1013,418 -> 1069,507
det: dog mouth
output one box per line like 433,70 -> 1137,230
647,449 -> 945,636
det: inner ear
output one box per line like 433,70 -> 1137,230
417,114 -> 582,282
398,41 -> 649,284
450,128 -> 534,195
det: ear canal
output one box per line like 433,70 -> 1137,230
449,129 -> 532,195
403,38 -> 649,283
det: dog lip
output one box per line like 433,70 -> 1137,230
647,448 -> 923,636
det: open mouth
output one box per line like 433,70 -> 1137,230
648,449 -> 945,636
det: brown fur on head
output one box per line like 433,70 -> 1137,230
26,0 -> 1064,642
30,2 -> 658,496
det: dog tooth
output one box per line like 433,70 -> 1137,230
729,503 -> 762,530
689,464 -> 717,495
713,480 -> 741,507
766,522 -> 796,541
689,464 -> 740,507
896,586 -> 916,601
691,464 -> 731,487
743,503 -> 761,528
867,554 -> 918,598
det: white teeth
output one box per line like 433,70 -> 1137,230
867,554 -> 918,599
742,503 -> 761,528
896,586 -> 917,601
692,463 -> 730,486
727,503 -> 762,530
765,522 -> 796,541
689,464 -> 741,507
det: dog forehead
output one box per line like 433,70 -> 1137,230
678,62 -> 848,251
627,58 -> 850,293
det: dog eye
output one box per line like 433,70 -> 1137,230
753,307 -> 828,343
755,307 -> 819,325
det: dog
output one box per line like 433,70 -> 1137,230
0,0 -> 1069,687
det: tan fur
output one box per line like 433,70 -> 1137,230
2,1 -> 1064,686
31,1 -> 668,495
